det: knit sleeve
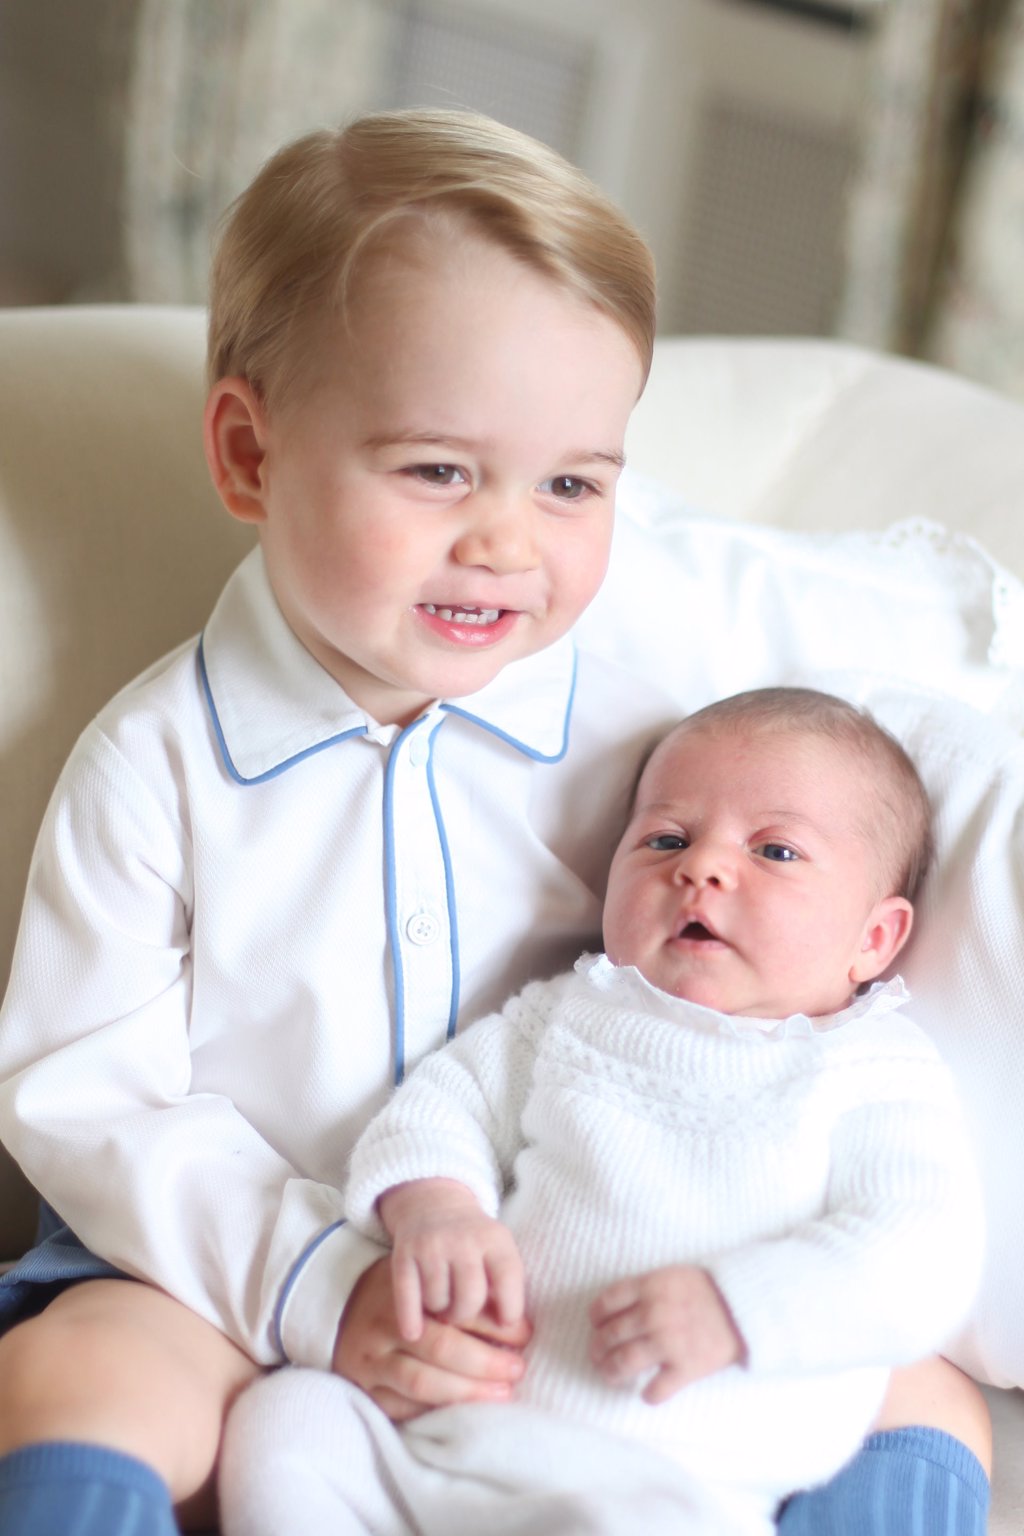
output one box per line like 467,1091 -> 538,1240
706,1036 -> 984,1376
343,978 -> 558,1243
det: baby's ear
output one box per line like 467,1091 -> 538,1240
849,896 -> 914,986
203,378 -> 270,525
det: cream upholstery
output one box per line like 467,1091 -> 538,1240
0,306 -> 1020,1526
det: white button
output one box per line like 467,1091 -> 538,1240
408,735 -> 430,768
406,911 -> 441,945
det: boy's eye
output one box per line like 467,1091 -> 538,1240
410,464 -> 466,486
646,833 -> 687,852
541,475 -> 591,500
755,842 -> 799,863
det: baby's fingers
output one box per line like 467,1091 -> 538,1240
590,1275 -> 642,1329
391,1251 -> 427,1341
593,1340 -> 662,1386
445,1253 -> 490,1326
589,1307 -> 659,1383
642,1364 -> 689,1405
486,1245 -> 525,1327
402,1243 -> 481,1324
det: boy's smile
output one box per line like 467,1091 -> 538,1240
205,222 -> 644,727
416,603 -> 517,645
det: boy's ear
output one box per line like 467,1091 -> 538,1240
849,896 -> 914,986
203,378 -> 270,525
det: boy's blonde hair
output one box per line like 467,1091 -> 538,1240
663,687 -> 934,902
207,109 -> 657,410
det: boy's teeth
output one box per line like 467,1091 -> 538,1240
424,604 -> 501,625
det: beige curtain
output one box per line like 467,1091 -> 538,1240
839,0 -> 1024,397
929,0 -> 1024,396
120,0 -> 389,303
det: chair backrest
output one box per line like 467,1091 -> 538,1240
0,305 -> 252,1251
628,335 -> 1024,578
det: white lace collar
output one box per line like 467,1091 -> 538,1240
575,953 -> 910,1043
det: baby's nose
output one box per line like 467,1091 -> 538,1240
673,843 -> 734,890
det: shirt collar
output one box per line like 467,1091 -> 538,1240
199,550 -> 578,783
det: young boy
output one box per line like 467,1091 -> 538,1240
0,109 -> 667,1534
219,688 -> 985,1536
0,113 -> 989,1536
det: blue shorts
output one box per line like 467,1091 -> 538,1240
0,1203 -> 127,1334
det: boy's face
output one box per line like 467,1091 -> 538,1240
602,724 -> 912,1019
206,228 -> 643,726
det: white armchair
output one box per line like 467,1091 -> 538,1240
0,306 -> 1021,1529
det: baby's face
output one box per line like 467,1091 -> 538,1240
602,724 -> 911,1019
234,225 -> 642,727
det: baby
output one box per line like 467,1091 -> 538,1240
220,686 -> 983,1536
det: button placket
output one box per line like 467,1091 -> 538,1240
389,720 -> 454,1063
403,731 -> 441,947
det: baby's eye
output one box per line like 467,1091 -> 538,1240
646,833 -> 688,852
755,842 -> 799,863
408,463 -> 466,486
540,475 -> 592,500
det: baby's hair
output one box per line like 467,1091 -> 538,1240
661,687 -> 934,902
207,108 -> 656,410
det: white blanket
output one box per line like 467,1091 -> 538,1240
220,1368 -> 774,1536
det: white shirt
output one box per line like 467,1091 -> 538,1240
0,550 -> 675,1367
346,957 -> 984,1498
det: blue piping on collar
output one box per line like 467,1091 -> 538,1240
438,647 -> 578,764
198,634 -> 368,784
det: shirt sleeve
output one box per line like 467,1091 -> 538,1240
344,983 -> 554,1241
0,724 -> 381,1369
707,1035 -> 985,1376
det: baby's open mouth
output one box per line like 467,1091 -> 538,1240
678,921 -> 717,942
422,603 -> 502,626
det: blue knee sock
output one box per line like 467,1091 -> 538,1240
777,1428 -> 991,1536
0,1442 -> 178,1536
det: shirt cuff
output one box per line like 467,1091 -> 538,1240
275,1220 -> 389,1370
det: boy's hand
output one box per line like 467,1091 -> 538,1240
589,1264 -> 745,1404
333,1255 -> 531,1422
379,1178 -> 525,1341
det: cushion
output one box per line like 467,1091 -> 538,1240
577,481 -> 1024,1389
579,473 -> 1024,720
849,682 -> 1024,1390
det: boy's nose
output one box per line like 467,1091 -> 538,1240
452,498 -> 540,574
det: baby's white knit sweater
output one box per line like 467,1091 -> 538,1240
346,956 -> 983,1500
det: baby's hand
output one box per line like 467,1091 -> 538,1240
379,1178 -> 525,1343
589,1264 -> 745,1404
333,1256 -> 530,1422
